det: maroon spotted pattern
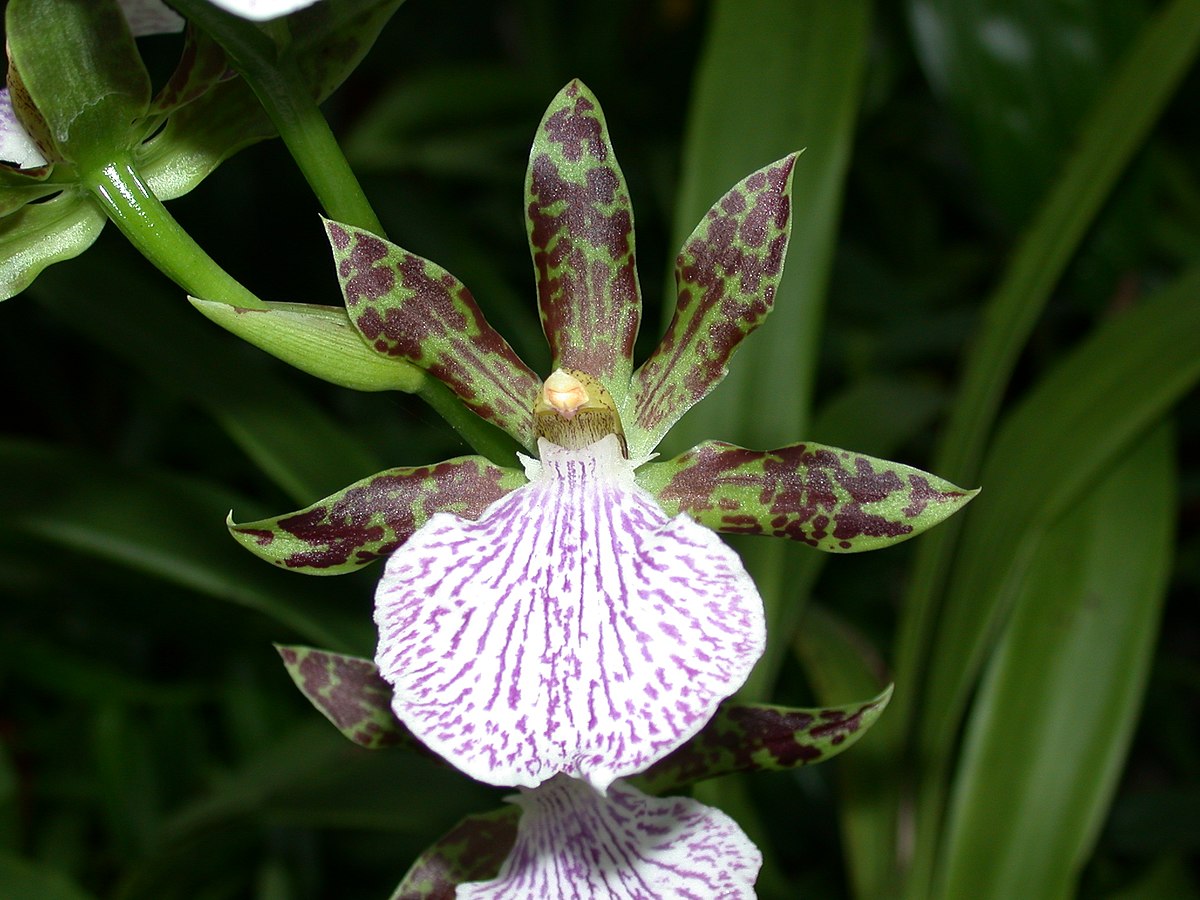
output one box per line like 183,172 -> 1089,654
630,155 -> 798,453
327,221 -> 542,447
231,457 -> 524,573
652,441 -> 971,552
526,80 -> 640,389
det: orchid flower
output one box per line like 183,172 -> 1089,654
229,80 -> 976,794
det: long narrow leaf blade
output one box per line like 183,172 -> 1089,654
912,267 -> 1200,894
0,440 -> 371,651
937,426 -> 1175,899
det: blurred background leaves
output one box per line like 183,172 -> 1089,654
2,0 -> 1198,897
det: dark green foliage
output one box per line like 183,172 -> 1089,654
2,1 -> 1199,897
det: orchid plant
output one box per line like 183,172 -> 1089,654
216,81 -> 975,895
2,1 -> 980,896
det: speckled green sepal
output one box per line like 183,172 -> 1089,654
525,80 -> 641,414
628,154 -> 799,456
230,455 -> 526,574
326,219 -> 542,449
633,687 -> 893,794
276,644 -> 418,750
639,440 -> 977,552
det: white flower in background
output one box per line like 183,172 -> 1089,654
204,0 -> 323,20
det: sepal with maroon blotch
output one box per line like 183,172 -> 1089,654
628,153 -> 799,456
638,439 -> 978,552
326,219 -> 542,449
525,80 -> 640,414
633,686 -> 893,794
390,806 -> 520,900
275,647 -> 888,790
276,644 -> 421,750
229,455 -> 526,575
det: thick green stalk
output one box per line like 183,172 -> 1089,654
418,377 -> 524,469
167,0 -> 384,236
83,156 -> 265,309
246,60 -> 386,236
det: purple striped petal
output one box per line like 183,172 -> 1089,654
458,776 -> 760,899
374,434 -> 765,790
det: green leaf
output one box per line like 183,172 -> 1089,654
892,5 -> 1200,887
276,645 -> 419,751
524,80 -> 641,414
0,439 -> 370,651
634,687 -> 892,795
907,0 -> 1134,225
936,427 -> 1175,899
629,154 -> 799,457
229,456 -> 526,575
909,265 -> 1200,894
639,440 -> 975,553
326,219 -> 543,448
189,299 -> 427,394
5,0 -> 150,168
391,806 -> 519,900
916,0 -> 1200,494
0,189 -> 105,300
0,853 -> 96,900
793,603 -> 894,900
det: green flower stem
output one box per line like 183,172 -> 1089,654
168,0 -> 385,236
83,157 -> 265,309
247,61 -> 386,236
417,377 -> 524,469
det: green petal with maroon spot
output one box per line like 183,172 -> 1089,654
632,686 -> 893,795
229,455 -> 526,575
525,80 -> 641,413
628,154 -> 799,457
147,24 -> 230,118
326,219 -> 542,449
638,440 -> 978,552
391,806 -> 520,900
276,644 -> 419,750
